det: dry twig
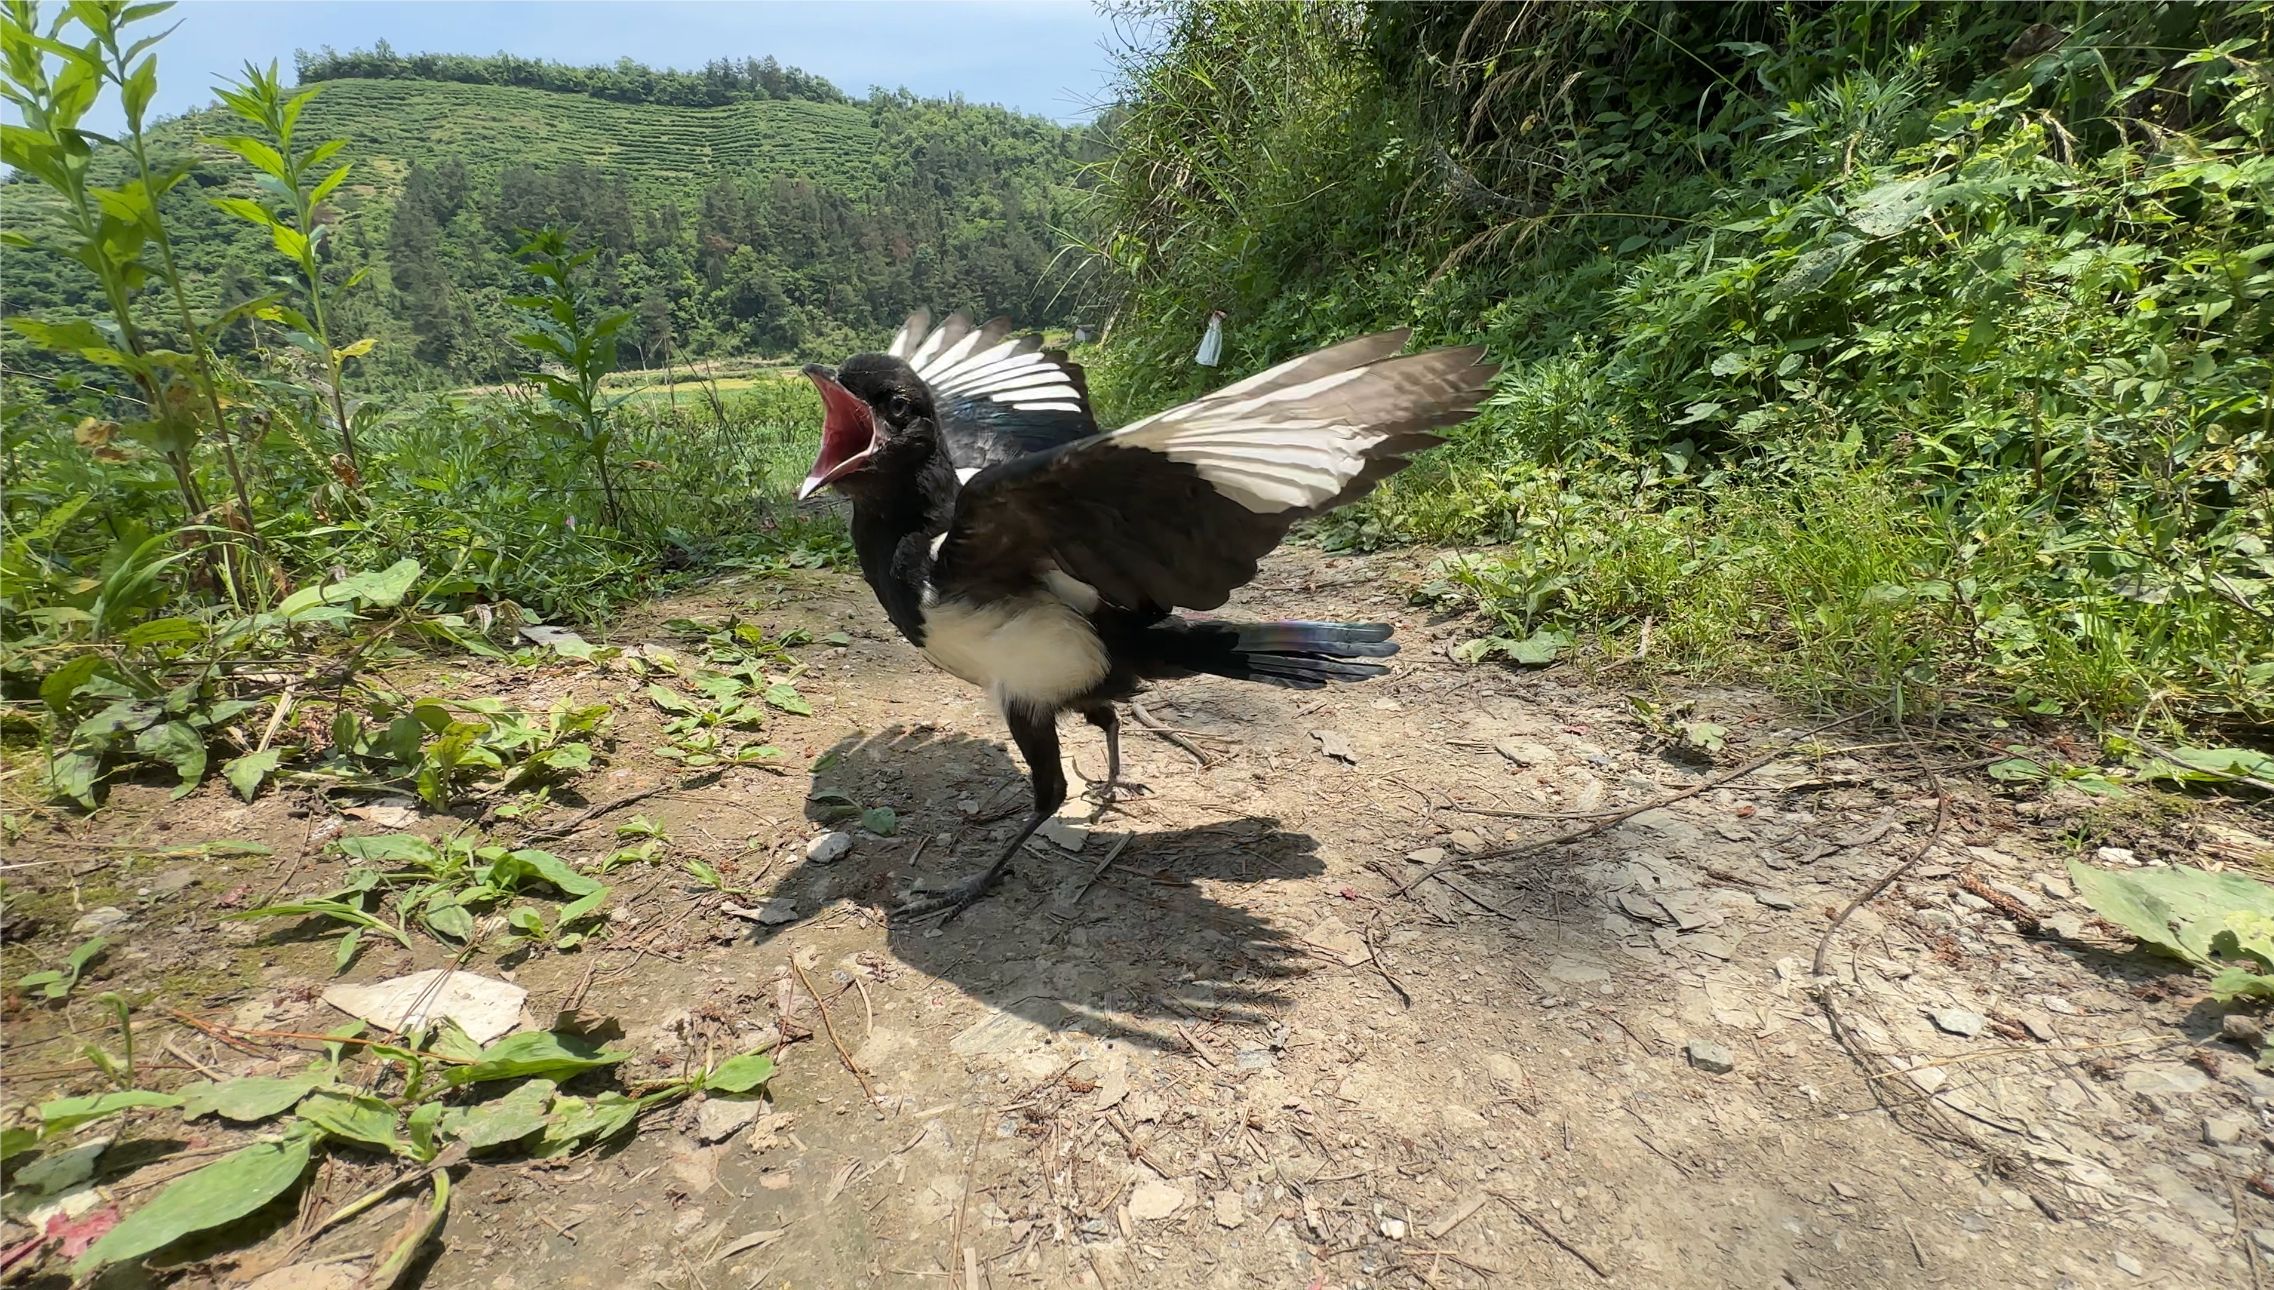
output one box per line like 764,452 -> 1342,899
1490,1194 -> 1609,1279
1130,700 -> 1213,767
1812,751 -> 1950,976
791,957 -> 876,1100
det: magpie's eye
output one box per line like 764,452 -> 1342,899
885,392 -> 912,420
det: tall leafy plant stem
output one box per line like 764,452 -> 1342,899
211,61 -> 362,478
0,1 -> 208,534
86,2 -> 269,595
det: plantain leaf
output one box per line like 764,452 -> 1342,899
39,1089 -> 181,1135
76,1128 -> 316,1272
446,1030 -> 627,1087
442,1078 -> 556,1150
179,1074 -> 322,1123
297,1088 -> 406,1155
702,1051 -> 775,1094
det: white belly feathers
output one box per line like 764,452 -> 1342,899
920,593 -> 1109,710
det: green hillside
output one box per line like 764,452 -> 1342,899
3,54 -> 1086,385
237,79 -> 883,201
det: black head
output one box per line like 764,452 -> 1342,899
797,354 -> 939,499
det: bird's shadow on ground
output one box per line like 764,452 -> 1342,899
737,725 -> 1324,1051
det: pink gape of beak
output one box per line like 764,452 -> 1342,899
797,365 -> 881,500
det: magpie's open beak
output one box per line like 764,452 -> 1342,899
798,365 -> 880,500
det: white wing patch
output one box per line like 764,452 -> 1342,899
888,310 -> 1086,416
1107,367 -> 1378,513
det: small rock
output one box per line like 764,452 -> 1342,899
804,832 -> 852,864
2041,913 -> 2087,940
2203,1115 -> 2249,1147
2095,846 -> 2136,865
1128,1180 -> 1186,1222
694,1094 -> 767,1144
1617,892 -> 1671,924
1930,1008 -> 1986,1038
1213,1190 -> 1245,1229
2019,1015 -> 2057,1043
1301,914 -> 1368,968
2112,1251 -> 2144,1277
1494,739 -> 1555,767
1036,818 -> 1090,852
1656,894 -> 1715,932
1406,846 -> 1446,866
1545,957 -> 1611,986
2121,1063 -> 2214,1097
1379,1216 -> 1408,1240
1989,881 -> 2040,910
2221,1013 -> 2265,1045
1754,890 -> 1798,911
1448,829 -> 1485,853
70,906 -> 129,936
1952,891 -> 1993,913
1234,1048 -> 1273,1071
1915,908 -> 1960,932
1685,1039 -> 1735,1074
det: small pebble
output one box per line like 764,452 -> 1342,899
1930,1008 -> 1986,1038
1685,1039 -> 1735,1074
70,907 -> 129,936
1754,890 -> 1798,911
2203,1115 -> 2248,1148
1379,1216 -> 1408,1240
804,831 -> 852,864
2112,1251 -> 2144,1277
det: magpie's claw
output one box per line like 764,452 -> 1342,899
1081,778 -> 1153,808
894,865 -> 1010,924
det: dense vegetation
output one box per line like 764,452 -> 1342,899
0,2 -> 868,812
1081,0 -> 2272,739
4,46 -> 1086,385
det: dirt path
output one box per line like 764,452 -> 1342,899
6,550 -> 2268,1288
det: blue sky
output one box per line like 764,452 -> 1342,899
61,0 -> 1135,134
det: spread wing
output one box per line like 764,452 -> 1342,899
930,332 -> 1497,613
890,310 -> 1098,472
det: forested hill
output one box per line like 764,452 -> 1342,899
1,50 -> 1087,385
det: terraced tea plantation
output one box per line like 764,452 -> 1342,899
192,79 -> 884,203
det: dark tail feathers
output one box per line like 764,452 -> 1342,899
1154,618 -> 1399,690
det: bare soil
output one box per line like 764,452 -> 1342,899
6,548 -> 2270,1289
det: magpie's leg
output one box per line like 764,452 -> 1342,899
1078,705 -> 1151,808
897,703 -> 1067,923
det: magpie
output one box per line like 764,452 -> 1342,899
799,310 -> 1496,920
